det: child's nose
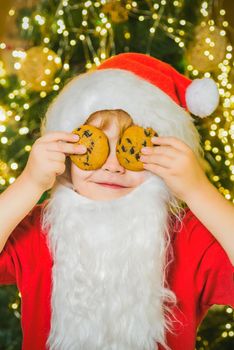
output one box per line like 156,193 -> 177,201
102,149 -> 125,173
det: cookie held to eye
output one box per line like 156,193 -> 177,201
70,125 -> 109,170
116,125 -> 158,171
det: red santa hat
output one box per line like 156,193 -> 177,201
42,52 -> 219,153
97,52 -> 219,118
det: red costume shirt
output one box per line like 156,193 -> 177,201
0,202 -> 234,350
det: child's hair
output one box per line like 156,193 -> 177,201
86,109 -> 133,134
58,109 -> 133,187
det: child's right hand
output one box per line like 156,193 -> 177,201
22,131 -> 87,192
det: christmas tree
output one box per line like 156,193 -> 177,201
0,0 -> 233,348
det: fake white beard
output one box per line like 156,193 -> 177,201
41,174 -> 177,350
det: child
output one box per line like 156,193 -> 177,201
0,53 -> 233,350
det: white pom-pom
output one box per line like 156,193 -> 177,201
185,78 -> 220,118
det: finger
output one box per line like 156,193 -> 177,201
46,141 -> 87,155
52,161 -> 66,175
45,160 -> 66,175
140,154 -> 172,168
143,162 -> 169,178
48,152 -> 66,162
154,146 -> 181,159
151,136 -> 189,152
38,131 -> 80,144
141,145 -> 180,158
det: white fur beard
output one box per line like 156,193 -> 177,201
41,175 -> 176,350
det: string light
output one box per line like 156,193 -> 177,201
22,16 -> 30,30
35,14 -> 45,25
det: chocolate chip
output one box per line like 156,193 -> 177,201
135,153 -> 140,160
126,138 -> 132,144
83,130 -> 92,137
144,129 -> 151,137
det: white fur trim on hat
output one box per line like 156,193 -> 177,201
185,78 -> 220,118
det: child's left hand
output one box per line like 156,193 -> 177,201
140,136 -> 209,202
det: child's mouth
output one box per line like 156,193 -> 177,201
95,182 -> 128,189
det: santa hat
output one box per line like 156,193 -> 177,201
96,52 -> 219,118
42,52 -> 219,155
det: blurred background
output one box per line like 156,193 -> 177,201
0,0 -> 233,349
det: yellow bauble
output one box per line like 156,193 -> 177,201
18,46 -> 62,91
186,24 -> 227,72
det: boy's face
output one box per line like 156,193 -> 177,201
71,118 -> 148,201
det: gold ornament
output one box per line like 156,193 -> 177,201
102,1 -> 128,23
186,23 -> 227,72
18,46 -> 62,91
0,0 -> 36,74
